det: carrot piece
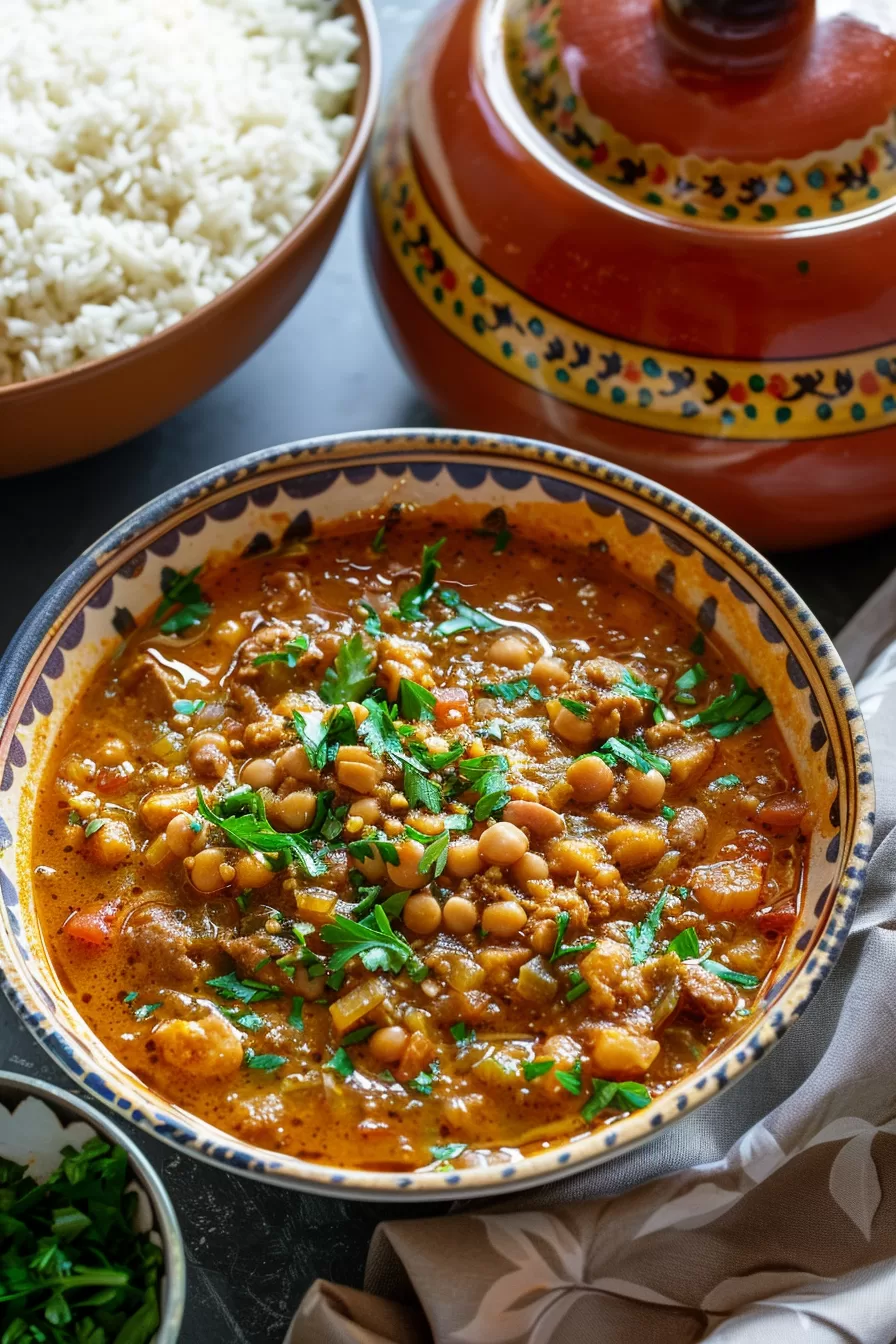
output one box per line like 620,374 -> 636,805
433,687 -> 470,726
63,899 -> 121,947
757,898 -> 798,936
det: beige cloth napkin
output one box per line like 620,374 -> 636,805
288,583 -> 896,1344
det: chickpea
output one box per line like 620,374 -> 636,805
502,800 -> 565,837
275,743 -> 319,785
269,790 -> 317,831
335,745 -> 385,794
442,896 -> 479,934
566,754 -> 614,802
591,1026 -> 660,1078
529,656 -> 570,693
95,737 -> 130,767
241,757 -> 278,791
550,704 -> 596,746
512,851 -> 550,884
189,731 -> 231,780
186,846 -> 231,894
59,753 -> 96,786
445,837 -> 482,879
479,822 -> 529,866
234,853 -> 275,889
403,893 -> 442,935
626,767 -> 667,810
85,819 -> 134,867
349,797 -> 381,826
154,1015 -> 244,1078
165,811 -> 208,858
385,839 -> 429,889
369,1025 -> 408,1063
486,635 -> 531,669
604,823 -> 667,872
481,900 -> 528,937
140,785 -> 197,832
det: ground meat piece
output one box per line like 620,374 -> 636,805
117,653 -> 183,716
572,658 -> 645,738
261,570 -> 312,616
122,905 -> 224,987
680,963 -> 739,1018
230,621 -> 319,687
221,932 -> 302,994
667,806 -> 708,854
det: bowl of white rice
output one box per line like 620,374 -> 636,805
0,0 -> 380,474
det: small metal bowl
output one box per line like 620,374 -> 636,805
0,1070 -> 185,1343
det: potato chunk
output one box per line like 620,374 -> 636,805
154,1015 -> 245,1078
590,1027 -> 659,1078
691,857 -> 764,916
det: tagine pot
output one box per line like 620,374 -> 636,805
365,0 -> 896,549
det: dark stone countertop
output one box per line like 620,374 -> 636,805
1,2 -> 894,1337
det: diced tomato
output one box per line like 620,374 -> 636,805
433,686 -> 470,726
95,765 -> 133,796
63,899 -> 121,947
757,899 -> 797,937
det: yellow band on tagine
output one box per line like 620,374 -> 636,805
372,121 -> 896,443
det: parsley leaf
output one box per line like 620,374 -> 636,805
430,1142 -> 467,1162
667,926 -> 701,959
481,677 -> 542,704
682,675 -> 773,738
320,906 -> 428,981
458,754 -> 510,820
403,761 -> 442,813
153,565 -> 212,635
703,960 -> 760,988
325,1047 -> 355,1078
523,1058 -> 554,1081
346,829 -> 400,868
253,634 -> 309,668
246,1052 -> 287,1071
661,804 -> 676,821
133,1002 -> 161,1021
360,601 -> 382,637
83,817 -> 107,839
627,891 -> 669,964
358,699 -> 402,758
395,538 -> 446,620
433,587 -> 502,637
549,911 -> 597,962
558,697 -> 590,719
197,787 -> 328,878
582,1078 -> 650,1122
341,1024 -> 377,1046
565,971 -> 589,1002
289,996 -> 305,1029
407,739 -> 465,771
708,774 -> 741,790
554,1059 -> 583,1095
407,1061 -> 439,1095
173,697 -> 206,716
320,633 -> 377,705
416,828 -> 451,878
399,678 -> 436,721
614,668 -> 664,723
449,1022 -> 476,1044
600,736 -> 671,778
674,663 -> 707,700
207,972 -> 281,1004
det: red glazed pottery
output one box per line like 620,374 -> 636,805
365,0 -> 896,548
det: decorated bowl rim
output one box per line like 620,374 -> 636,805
0,0 -> 381,406
0,1069 -> 185,1341
0,428 -> 875,1201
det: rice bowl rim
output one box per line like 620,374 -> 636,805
0,0 -> 382,404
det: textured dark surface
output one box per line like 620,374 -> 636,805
1,2 -> 895,1337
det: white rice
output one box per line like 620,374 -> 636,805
0,0 -> 360,386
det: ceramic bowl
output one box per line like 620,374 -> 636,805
0,0 -> 380,478
0,1069 -> 185,1341
0,430 -> 874,1201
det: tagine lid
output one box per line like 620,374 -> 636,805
500,0 -> 896,227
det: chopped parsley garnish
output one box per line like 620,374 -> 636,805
407,1060 -> 440,1095
674,663 -> 707,706
627,890 -> 669,964
395,538 -> 446,620
291,710 -> 330,771
449,1022 -> 476,1045
197,786 -> 328,878
206,972 -> 281,1004
554,1058 -> 583,1096
582,1078 -> 650,1122
403,760 -> 442,813
399,678 -> 436,721
371,525 -> 387,554
346,830 -> 400,868
708,774 -> 741,790
523,1058 -> 555,1081
661,804 -> 676,821
152,564 -> 212,635
615,668 -> 665,724
122,991 -> 138,1004
414,827 -> 451,878
357,699 -> 403,758
549,911 -> 596,962
682,674 -> 772,738
320,906 -> 428,981
319,633 -> 377,705
598,736 -> 671,778
703,960 -> 761,988
0,1135 -> 164,1343
341,1024 -> 377,1046
558,697 -> 590,719
481,677 -> 542,703
433,587 -> 502,637
458,754 -> 510,820
325,1047 -> 355,1078
360,601 -> 382,637
430,1142 -> 467,1162
173,697 -> 206,716
83,817 -> 107,839
379,888 -> 412,918
565,972 -> 589,1003
289,996 -> 305,1030
252,634 -> 309,668
133,1002 -> 161,1021
245,1052 -> 287,1071
221,1008 -> 266,1031
407,739 -> 465,771
666,926 -> 701,960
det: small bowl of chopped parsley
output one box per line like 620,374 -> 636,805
0,1070 -> 184,1343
